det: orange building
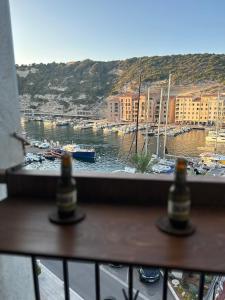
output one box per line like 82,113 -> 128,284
153,95 -> 175,124
107,93 -> 148,123
107,93 -> 175,124
119,93 -> 147,122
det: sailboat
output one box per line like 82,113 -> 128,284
150,74 -> 176,174
205,92 -> 225,143
201,91 -> 225,167
114,66 -> 143,173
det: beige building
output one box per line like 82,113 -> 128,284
107,96 -> 120,122
175,94 -> 225,125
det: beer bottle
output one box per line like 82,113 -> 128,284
168,158 -> 191,229
56,153 -> 77,218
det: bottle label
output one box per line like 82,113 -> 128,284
56,190 -> 77,212
168,196 -> 190,221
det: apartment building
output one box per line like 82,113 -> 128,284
119,93 -> 151,122
175,94 -> 225,125
107,93 -> 175,124
107,96 -> 120,122
154,95 -> 175,124
107,94 -> 149,123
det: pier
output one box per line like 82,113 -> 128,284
21,109 -> 97,119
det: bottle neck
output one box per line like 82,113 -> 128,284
175,171 -> 186,186
61,165 -> 72,184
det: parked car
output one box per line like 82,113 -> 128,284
139,268 -> 160,283
108,264 -> 124,268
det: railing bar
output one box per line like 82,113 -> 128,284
162,269 -> 168,300
95,263 -> 100,300
31,256 -> 41,300
63,259 -> 70,300
198,273 -> 205,300
128,266 -> 133,300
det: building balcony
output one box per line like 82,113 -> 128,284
0,169 -> 225,299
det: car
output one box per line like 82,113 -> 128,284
139,268 -> 160,283
108,263 -> 124,268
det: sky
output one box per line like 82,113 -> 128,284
9,0 -> 225,65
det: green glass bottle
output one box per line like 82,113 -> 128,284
56,153 -> 77,219
168,158 -> 191,229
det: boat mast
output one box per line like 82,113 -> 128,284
214,90 -> 220,153
163,73 -> 172,158
135,71 -> 142,154
221,95 -> 224,128
156,88 -> 163,157
144,87 -> 150,155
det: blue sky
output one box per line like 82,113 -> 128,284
9,0 -> 225,65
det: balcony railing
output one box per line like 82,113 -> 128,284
1,169 -> 225,299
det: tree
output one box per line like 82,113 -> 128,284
130,152 -> 151,173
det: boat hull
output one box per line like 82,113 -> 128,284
71,151 -> 96,162
63,144 -> 96,162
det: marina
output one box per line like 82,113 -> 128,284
21,119 -> 225,175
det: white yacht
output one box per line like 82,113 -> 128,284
206,130 -> 225,142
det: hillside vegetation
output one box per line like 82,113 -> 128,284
17,54 -> 225,112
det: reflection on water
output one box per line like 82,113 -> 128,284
22,121 -> 225,172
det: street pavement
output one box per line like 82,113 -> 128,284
0,184 -> 6,201
39,262 -> 83,300
41,259 -> 175,300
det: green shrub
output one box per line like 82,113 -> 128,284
131,152 -> 151,173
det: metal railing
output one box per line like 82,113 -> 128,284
29,254 -> 220,300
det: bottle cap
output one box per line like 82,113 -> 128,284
62,152 -> 71,167
176,158 -> 187,172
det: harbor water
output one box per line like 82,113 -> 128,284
22,121 -> 225,173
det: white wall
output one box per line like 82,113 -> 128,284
0,1 -> 35,299
0,0 -> 24,169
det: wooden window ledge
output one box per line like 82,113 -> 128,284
0,196 -> 225,274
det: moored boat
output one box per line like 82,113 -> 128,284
56,120 -> 70,126
25,153 -> 45,164
199,152 -> 225,167
151,163 -> 174,174
63,144 -> 96,161
42,152 -> 56,161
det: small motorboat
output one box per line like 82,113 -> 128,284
63,144 -> 96,162
38,142 -> 50,149
25,153 -> 45,164
42,151 -> 56,161
50,148 -> 64,158
55,120 -> 70,126
151,163 -> 174,174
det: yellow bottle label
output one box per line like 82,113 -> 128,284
168,196 -> 190,221
57,190 -> 77,212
